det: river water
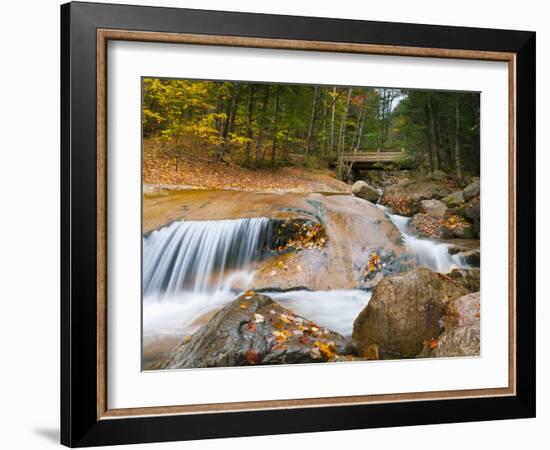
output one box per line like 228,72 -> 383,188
142,204 -> 469,368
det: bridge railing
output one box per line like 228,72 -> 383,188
340,148 -> 405,162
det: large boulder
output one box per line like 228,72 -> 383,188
463,179 -> 480,201
163,293 -> 352,369
381,180 -> 450,216
442,191 -> 465,207
419,199 -> 447,219
352,180 -> 380,203
352,268 -> 469,358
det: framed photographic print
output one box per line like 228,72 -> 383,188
61,1 -> 536,447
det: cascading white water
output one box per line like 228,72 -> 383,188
142,217 -> 374,365
143,206 -> 469,367
143,218 -> 273,361
143,218 -> 271,296
376,204 -> 466,273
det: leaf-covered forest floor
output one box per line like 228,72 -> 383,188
143,141 -> 350,194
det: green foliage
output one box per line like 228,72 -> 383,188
142,78 -> 480,178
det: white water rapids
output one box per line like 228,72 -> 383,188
142,218 -> 371,350
143,211 -> 469,365
376,204 -> 466,274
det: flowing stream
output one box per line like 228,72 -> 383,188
143,207 -> 469,367
142,218 -> 371,365
376,204 -> 465,274
143,218 -> 271,295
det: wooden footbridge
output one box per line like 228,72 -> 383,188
331,148 -> 406,169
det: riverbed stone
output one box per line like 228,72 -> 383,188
443,191 -> 465,207
434,322 -> 480,357
463,179 -> 480,201
464,197 -> 480,221
452,222 -> 475,239
462,196 -> 480,238
420,199 -> 447,219
444,291 -> 480,330
352,268 -> 469,359
448,268 -> 481,292
351,180 -> 380,203
409,213 -> 453,239
418,291 -> 480,358
163,293 -> 353,369
381,180 -> 450,216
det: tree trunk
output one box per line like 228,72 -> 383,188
454,95 -> 463,182
426,93 -> 440,172
329,87 -> 336,158
305,86 -> 320,155
214,88 -> 223,133
350,97 -> 365,152
435,117 -> 448,170
242,84 -> 256,165
270,85 -> 281,168
337,88 -> 353,178
347,96 -> 367,178
255,85 -> 270,168
217,83 -> 241,162
320,92 -> 328,161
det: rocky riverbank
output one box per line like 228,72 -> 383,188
144,170 -> 481,369
162,267 -> 480,369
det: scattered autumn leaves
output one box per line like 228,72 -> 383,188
143,139 -> 349,193
275,220 -> 328,252
411,213 -> 471,238
239,290 -> 340,364
423,338 -> 439,350
365,251 -> 384,275
440,214 -> 469,232
382,194 -> 416,216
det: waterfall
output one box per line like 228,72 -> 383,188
143,218 -> 271,296
376,204 -> 466,273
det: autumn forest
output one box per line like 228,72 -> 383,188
142,78 -> 480,184
142,77 -> 481,370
